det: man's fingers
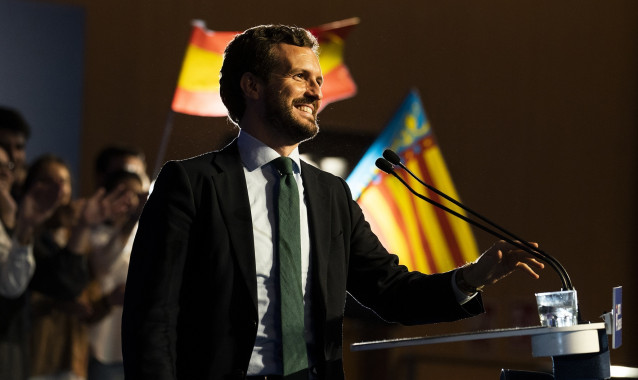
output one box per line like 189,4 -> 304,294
529,258 -> 545,269
515,262 -> 542,279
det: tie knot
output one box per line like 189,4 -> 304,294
272,156 -> 295,176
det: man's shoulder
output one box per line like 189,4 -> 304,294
301,160 -> 339,181
300,160 -> 351,194
165,140 -> 239,172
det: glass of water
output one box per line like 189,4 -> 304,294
535,290 -> 579,327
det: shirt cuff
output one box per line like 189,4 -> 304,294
452,269 -> 478,305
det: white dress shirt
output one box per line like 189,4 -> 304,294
88,224 -> 136,364
0,222 -> 35,298
237,131 -> 313,376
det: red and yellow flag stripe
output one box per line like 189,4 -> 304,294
348,90 -> 479,273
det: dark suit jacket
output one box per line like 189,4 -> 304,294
122,141 -> 483,380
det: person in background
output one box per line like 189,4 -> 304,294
85,170 -> 147,380
79,143 -> 149,380
0,145 -> 24,297
0,107 -> 30,197
0,150 -> 73,380
94,144 -> 149,191
0,147 -> 62,297
26,155 -> 137,380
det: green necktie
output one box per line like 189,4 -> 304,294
272,156 -> 308,376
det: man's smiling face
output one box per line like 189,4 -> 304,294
263,43 -> 324,145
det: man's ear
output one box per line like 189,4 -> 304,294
240,72 -> 262,100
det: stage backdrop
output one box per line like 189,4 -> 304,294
0,0 -> 84,184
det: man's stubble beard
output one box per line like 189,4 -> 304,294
264,91 -> 320,146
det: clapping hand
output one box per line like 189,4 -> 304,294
14,181 -> 64,245
76,184 -> 140,227
19,181 -> 63,226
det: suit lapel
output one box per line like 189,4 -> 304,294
301,162 -> 331,309
210,142 -> 258,312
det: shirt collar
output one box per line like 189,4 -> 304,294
237,131 -> 301,173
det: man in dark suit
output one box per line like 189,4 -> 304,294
122,24 -> 543,380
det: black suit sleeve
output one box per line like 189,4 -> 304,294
122,161 -> 196,380
339,177 -> 483,325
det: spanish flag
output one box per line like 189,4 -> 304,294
171,18 -> 359,117
308,18 -> 358,111
346,90 -> 480,273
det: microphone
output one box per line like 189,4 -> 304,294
374,155 -> 573,291
375,156 -> 395,174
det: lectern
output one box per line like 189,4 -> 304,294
351,287 -> 623,380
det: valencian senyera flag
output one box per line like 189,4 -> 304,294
171,18 -> 359,117
346,90 -> 480,274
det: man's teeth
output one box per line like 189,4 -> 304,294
296,105 -> 313,114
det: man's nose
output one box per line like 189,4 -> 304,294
307,79 -> 323,100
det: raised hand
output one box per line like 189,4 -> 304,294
0,160 -> 16,228
92,184 -> 146,225
20,181 -> 62,225
14,181 -> 64,245
461,240 -> 545,290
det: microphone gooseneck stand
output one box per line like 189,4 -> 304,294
375,150 -> 573,292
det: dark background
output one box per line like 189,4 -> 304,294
2,0 -> 636,378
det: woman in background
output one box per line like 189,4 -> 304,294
27,155 -> 135,380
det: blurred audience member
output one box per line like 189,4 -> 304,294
94,144 -> 148,191
0,146 -> 17,234
26,153 -> 148,380
85,170 -> 146,380
1,149 -> 62,380
0,148 -> 61,298
0,107 -> 30,196
0,146 -> 22,296
26,154 -> 133,380
25,155 -> 89,380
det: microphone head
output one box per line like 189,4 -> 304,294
375,158 -> 395,174
383,149 -> 402,165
